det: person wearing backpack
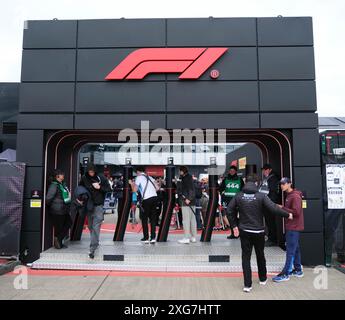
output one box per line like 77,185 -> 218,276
129,166 -> 159,244
46,169 -> 72,249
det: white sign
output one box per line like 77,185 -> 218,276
333,148 -> 345,155
326,164 -> 345,209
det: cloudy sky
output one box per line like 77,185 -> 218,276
0,0 -> 344,116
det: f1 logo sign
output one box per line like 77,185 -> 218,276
105,48 -> 228,80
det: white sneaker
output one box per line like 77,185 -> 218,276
178,238 -> 190,244
243,287 -> 252,293
190,237 -> 197,243
150,238 -> 156,244
259,280 -> 267,285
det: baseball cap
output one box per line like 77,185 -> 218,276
280,177 -> 292,185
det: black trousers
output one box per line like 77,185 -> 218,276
264,210 -> 278,243
240,230 -> 267,287
51,214 -> 72,242
225,196 -> 238,237
141,196 -> 158,240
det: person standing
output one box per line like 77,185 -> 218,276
178,166 -> 197,244
193,176 -> 204,230
46,169 -> 72,249
227,174 -> 292,293
219,165 -> 245,239
273,178 -> 305,282
129,166 -> 159,244
259,164 -> 281,247
81,164 -> 111,259
113,175 -> 124,216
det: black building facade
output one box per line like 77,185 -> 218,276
17,17 -> 323,265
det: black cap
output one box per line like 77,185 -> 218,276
280,177 -> 292,185
262,164 -> 272,170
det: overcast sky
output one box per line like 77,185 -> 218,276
0,0 -> 344,116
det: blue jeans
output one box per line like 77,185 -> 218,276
282,230 -> 302,275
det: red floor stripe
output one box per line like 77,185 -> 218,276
83,223 -> 230,235
7,269 -> 276,278
0,259 -> 10,264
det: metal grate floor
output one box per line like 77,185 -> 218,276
31,233 -> 286,272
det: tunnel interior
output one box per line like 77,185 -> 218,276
41,129 -> 292,251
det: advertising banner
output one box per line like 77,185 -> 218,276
326,164 -> 345,209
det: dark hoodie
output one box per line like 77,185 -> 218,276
282,189 -> 304,231
227,182 -> 289,232
80,172 -> 111,206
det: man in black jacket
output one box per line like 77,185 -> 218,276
193,176 -> 204,230
259,164 -> 281,247
80,164 -> 111,258
113,175 -> 124,216
227,174 -> 292,292
178,166 -> 197,244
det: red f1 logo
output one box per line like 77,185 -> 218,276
105,48 -> 228,80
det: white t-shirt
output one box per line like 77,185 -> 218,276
135,174 -> 157,200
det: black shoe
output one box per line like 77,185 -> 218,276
88,252 -> 95,259
54,237 -> 62,249
227,235 -> 238,239
61,244 -> 68,249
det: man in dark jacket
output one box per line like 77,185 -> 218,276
219,165 -> 245,239
193,176 -> 204,230
113,175 -> 124,215
178,166 -> 197,244
46,169 -> 72,249
273,177 -> 305,282
259,164 -> 281,246
227,174 -> 292,292
80,164 -> 111,258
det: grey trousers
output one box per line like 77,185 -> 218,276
88,205 -> 104,252
182,206 -> 197,238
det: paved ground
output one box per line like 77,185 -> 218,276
2,214 -> 343,300
0,267 -> 344,300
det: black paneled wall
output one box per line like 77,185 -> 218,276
18,17 -> 323,264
